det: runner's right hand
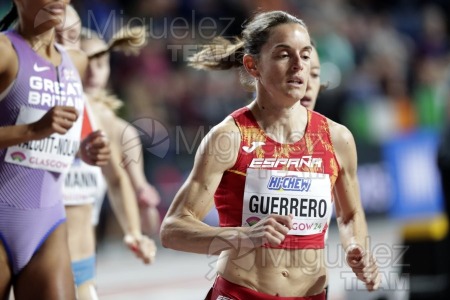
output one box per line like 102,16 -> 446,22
242,214 -> 293,248
29,106 -> 78,139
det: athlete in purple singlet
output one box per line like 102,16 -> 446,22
0,1 -> 109,299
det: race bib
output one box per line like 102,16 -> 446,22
4,106 -> 82,173
63,158 -> 104,206
242,168 -> 332,236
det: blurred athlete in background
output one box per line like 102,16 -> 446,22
57,5 -> 157,300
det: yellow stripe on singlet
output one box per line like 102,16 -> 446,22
227,169 -> 246,176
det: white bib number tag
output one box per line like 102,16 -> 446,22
242,168 -> 332,236
63,158 -> 103,205
4,106 -> 82,173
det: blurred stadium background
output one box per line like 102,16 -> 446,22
1,0 -> 449,299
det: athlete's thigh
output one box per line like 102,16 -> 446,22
13,222 -> 76,300
0,240 -> 12,300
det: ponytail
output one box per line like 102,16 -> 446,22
81,26 -> 147,59
188,37 -> 245,70
107,26 -> 147,56
188,11 -> 307,91
80,26 -> 149,112
188,37 -> 256,90
0,3 -> 18,31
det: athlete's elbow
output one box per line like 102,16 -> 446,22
160,217 -> 179,249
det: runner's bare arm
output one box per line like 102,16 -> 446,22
330,121 -> 380,290
0,34 -> 16,93
114,117 -> 159,201
93,106 -> 155,263
0,106 -> 79,149
161,117 -> 293,253
0,125 -> 34,148
160,117 -> 241,254
96,110 -> 142,238
330,122 -> 368,250
113,116 -> 161,235
104,148 -> 142,235
0,35 -> 27,147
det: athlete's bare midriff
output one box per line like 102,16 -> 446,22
217,247 -> 327,297
66,204 -> 95,261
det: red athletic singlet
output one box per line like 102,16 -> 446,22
214,107 -> 340,249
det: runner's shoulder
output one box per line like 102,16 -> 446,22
0,34 -> 16,74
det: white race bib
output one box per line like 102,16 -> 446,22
242,168 -> 332,236
63,158 -> 105,206
4,106 -> 82,173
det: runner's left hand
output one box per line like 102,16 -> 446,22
346,245 -> 381,291
124,234 -> 157,264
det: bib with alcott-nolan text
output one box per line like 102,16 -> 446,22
4,106 -> 82,173
242,169 -> 332,235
